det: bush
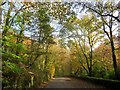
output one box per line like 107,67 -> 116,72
104,69 -> 115,79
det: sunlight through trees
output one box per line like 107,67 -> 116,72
1,0 -> 120,88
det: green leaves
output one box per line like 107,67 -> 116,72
4,61 -> 22,74
2,51 -> 22,61
16,43 -> 26,52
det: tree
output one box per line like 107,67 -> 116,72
93,43 -> 113,78
73,0 -> 120,80
88,1 -> 120,80
61,14 -> 102,76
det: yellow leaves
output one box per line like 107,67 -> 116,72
94,43 -> 112,65
22,2 -> 35,11
49,65 -> 55,79
22,2 -> 33,6
73,18 -> 80,24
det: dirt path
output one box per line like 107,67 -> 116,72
45,77 -> 110,89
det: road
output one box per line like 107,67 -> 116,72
45,77 -> 110,89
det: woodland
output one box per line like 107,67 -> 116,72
0,0 -> 120,88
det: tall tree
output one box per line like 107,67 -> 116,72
62,14 -> 102,76
73,0 -> 120,80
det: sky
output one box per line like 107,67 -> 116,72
1,0 -> 120,49
1,0 -> 119,2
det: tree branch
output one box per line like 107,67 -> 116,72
102,22 -> 111,40
1,2 -> 6,6
84,3 -> 120,22
9,5 -> 25,26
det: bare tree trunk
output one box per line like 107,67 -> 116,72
88,47 -> 93,77
110,33 -> 119,80
109,15 -> 119,80
102,15 -> 119,80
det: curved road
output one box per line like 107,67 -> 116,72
45,77 -> 110,89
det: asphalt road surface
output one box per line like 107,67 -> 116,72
45,77 -> 109,89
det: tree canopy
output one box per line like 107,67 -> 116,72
1,1 -> 120,88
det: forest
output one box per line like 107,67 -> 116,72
0,0 -> 120,88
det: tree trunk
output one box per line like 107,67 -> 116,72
109,22 -> 119,79
44,44 -> 49,81
89,46 -> 93,77
110,39 -> 119,80
88,67 -> 92,77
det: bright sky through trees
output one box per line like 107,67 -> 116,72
1,1 -> 120,89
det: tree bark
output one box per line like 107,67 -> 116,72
110,31 -> 119,80
44,44 -> 49,81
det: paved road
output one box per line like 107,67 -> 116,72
45,77 -> 109,89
